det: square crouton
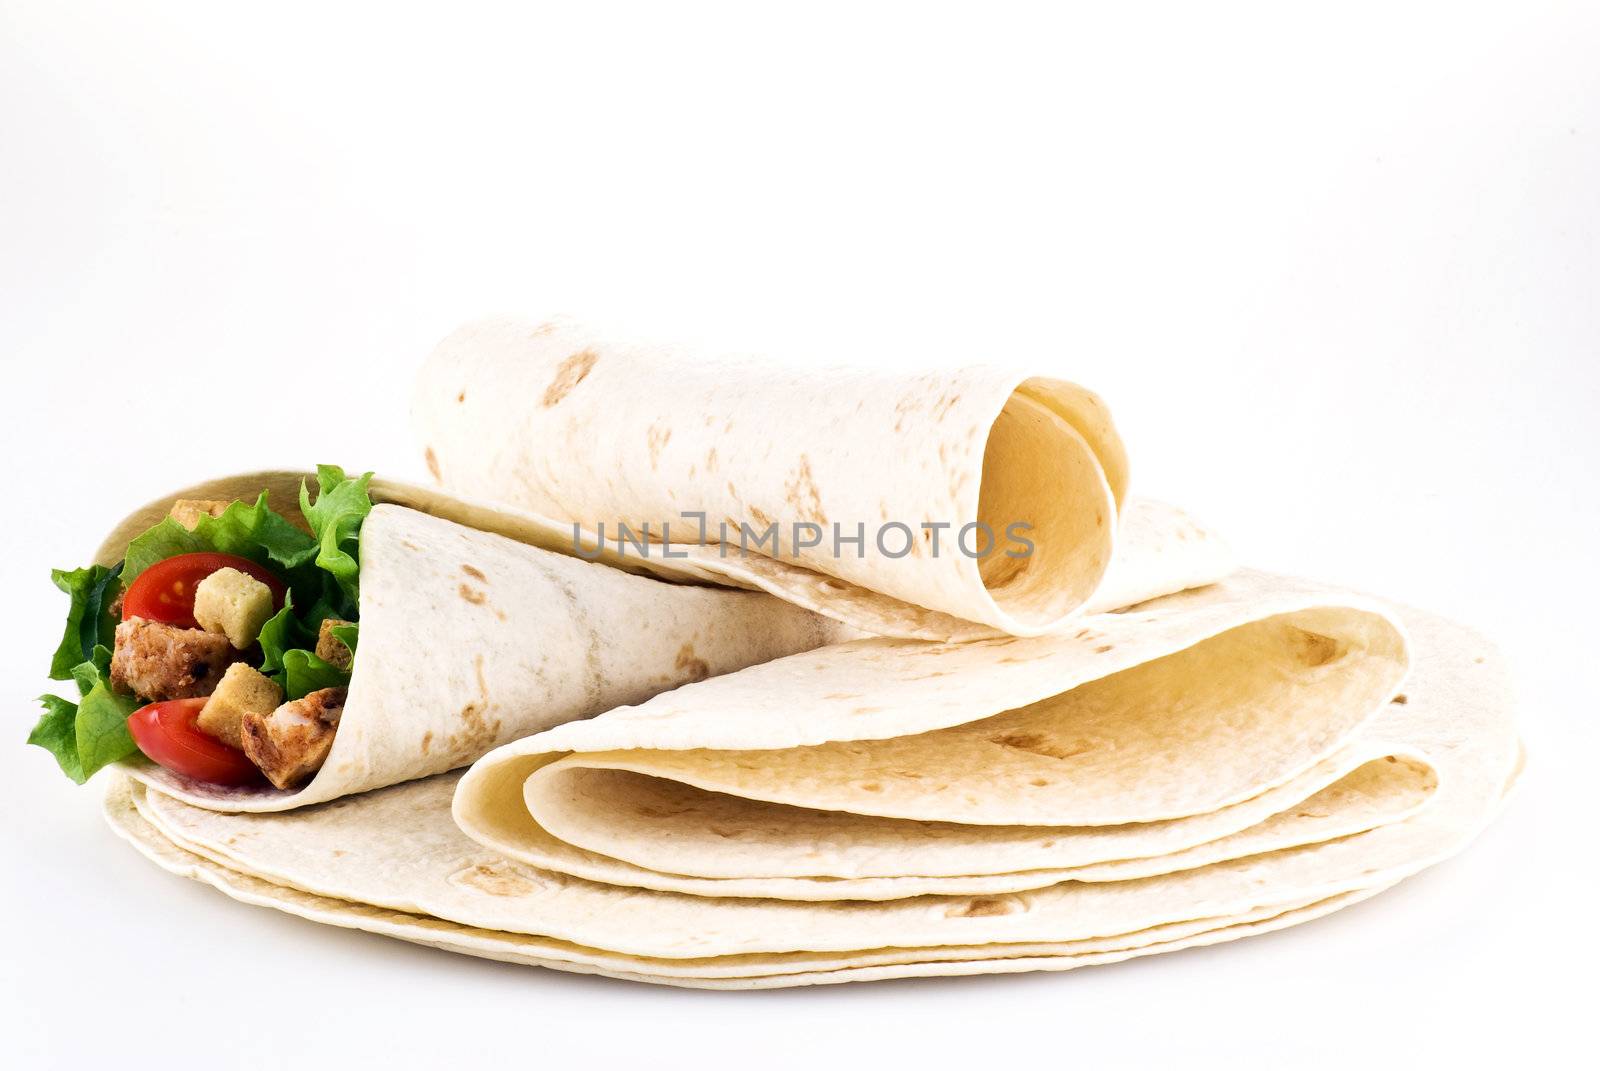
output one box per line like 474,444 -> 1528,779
197,662 -> 282,749
193,567 -> 275,649
169,499 -> 230,529
315,618 -> 355,669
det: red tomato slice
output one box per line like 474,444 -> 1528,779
126,698 -> 262,786
122,552 -> 287,629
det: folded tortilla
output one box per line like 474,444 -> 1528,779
93,471 -> 847,812
413,318 -> 1233,640
455,570 -> 1416,894
101,592 -> 1521,986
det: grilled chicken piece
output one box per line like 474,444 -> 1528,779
110,617 -> 237,701
240,686 -> 346,790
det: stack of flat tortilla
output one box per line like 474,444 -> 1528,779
96,319 -> 1520,988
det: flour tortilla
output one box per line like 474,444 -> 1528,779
413,318 -> 1233,639
103,783 -> 1386,986
92,471 -> 845,813
454,570 -> 1411,885
102,602 -> 1517,985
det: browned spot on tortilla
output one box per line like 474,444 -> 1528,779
859,782 -> 883,792
456,390 -> 465,403
542,348 -> 598,406
946,896 -> 1025,918
450,862 -> 540,897
1391,693 -> 1409,705
474,653 -> 489,700
425,446 -> 441,481
461,564 -> 487,581
852,705 -> 884,715
992,731 -> 1093,761
709,826 -> 741,839
647,423 -> 673,469
1289,628 -> 1342,667
705,447 -> 718,472
458,583 -> 486,605
675,643 -> 710,682
421,730 -> 433,754
1095,644 -> 1113,654
748,505 -> 774,529
446,655 -> 499,753
530,321 -> 559,338
894,395 -> 918,432
823,692 -> 860,700
331,849 -> 347,858
784,455 -> 826,525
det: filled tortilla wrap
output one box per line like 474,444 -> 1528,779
100,594 -> 1520,986
413,317 -> 1233,640
36,469 -> 846,811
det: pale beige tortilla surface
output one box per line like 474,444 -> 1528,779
105,602 -> 1517,986
413,318 -> 1234,638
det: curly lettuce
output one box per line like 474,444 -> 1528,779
30,646 -> 140,783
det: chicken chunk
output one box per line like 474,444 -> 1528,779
169,499 -> 230,529
110,617 -> 238,701
240,686 -> 346,790
315,618 -> 355,670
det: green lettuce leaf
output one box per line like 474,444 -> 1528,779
28,646 -> 140,784
47,563 -> 122,680
257,597 -> 353,699
299,465 -> 373,612
28,695 -> 83,782
123,491 -> 318,583
281,650 -> 351,700
257,598 -> 309,680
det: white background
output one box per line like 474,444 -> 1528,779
2,2 -> 1595,1067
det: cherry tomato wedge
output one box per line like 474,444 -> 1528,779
126,698 -> 262,786
122,552 -> 287,629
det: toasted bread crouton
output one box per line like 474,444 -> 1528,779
111,617 -> 237,701
197,663 -> 283,749
169,499 -> 230,529
193,567 -> 275,649
240,686 -> 346,790
315,618 -> 355,670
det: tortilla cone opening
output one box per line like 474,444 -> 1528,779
975,388 -> 1117,629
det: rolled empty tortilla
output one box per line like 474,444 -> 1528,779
81,471 -> 848,812
413,318 -> 1232,639
102,596 -> 1520,986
